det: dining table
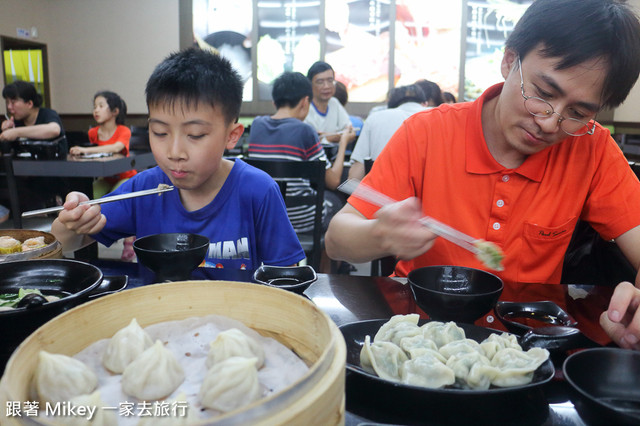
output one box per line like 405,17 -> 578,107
12,150 -> 157,197
74,258 -> 615,426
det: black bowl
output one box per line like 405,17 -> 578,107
563,348 -> 640,425
407,265 -> 503,324
253,265 -> 317,294
133,233 -> 209,282
0,259 -> 104,373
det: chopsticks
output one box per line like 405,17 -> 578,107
21,185 -> 175,218
337,179 -> 504,270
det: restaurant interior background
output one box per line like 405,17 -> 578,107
2,0 -> 640,140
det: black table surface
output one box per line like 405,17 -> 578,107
12,150 -> 156,177
87,259 -> 597,425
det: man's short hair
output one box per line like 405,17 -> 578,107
2,80 -> 43,107
387,84 -> 426,109
414,79 -> 444,106
145,47 -> 244,124
272,72 -> 313,109
506,0 -> 640,109
307,61 -> 334,81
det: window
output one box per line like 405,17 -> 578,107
190,0 -> 531,113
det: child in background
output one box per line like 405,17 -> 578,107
52,48 -> 305,270
69,91 -> 137,261
70,91 -> 135,196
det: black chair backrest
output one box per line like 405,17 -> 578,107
130,126 -> 150,151
364,158 -> 374,174
244,158 -> 325,270
0,149 -> 22,228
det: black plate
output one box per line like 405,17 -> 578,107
87,275 -> 128,299
495,301 -> 577,335
253,265 -> 317,294
340,319 -> 555,425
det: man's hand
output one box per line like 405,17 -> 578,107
0,127 -> 19,142
600,281 -> 640,350
1,116 -> 14,131
372,197 -> 437,260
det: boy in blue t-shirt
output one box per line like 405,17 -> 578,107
52,48 -> 305,270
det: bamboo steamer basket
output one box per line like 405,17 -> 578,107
0,281 -> 346,425
0,229 -> 62,261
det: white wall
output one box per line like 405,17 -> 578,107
612,0 -> 640,123
0,0 -> 180,115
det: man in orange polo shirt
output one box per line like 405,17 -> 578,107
326,0 -> 640,350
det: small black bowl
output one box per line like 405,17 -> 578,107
408,265 -> 503,324
563,348 -> 640,425
495,301 -> 577,336
253,265 -> 317,294
133,233 -> 209,282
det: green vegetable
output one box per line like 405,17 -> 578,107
0,288 -> 45,308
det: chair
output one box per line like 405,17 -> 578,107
244,159 -> 325,271
130,126 -> 150,151
364,158 -> 397,276
0,149 -> 22,228
0,148 -> 54,231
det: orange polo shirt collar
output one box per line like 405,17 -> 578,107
466,83 -> 549,183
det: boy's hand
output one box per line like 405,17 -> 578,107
58,191 -> 107,235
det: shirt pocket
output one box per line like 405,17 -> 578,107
517,216 -> 578,283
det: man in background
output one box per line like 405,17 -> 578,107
348,84 -> 427,181
304,61 -> 356,145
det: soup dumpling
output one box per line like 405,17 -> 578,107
199,356 -> 262,412
102,318 -> 153,374
35,351 -> 98,404
121,340 -> 185,400
205,328 -> 265,369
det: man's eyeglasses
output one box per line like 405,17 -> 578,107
313,78 -> 336,87
518,58 -> 596,137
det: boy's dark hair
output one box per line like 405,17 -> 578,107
414,79 -> 444,106
506,0 -> 640,109
2,80 -> 43,107
272,72 -> 313,109
443,91 -> 457,103
307,61 -> 334,81
387,84 -> 426,109
334,80 -> 348,106
95,90 -> 127,125
145,47 -> 243,124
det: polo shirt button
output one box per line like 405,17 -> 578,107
493,222 -> 501,230
496,199 -> 504,207
502,175 -> 510,182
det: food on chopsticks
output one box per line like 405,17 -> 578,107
360,314 -> 549,390
473,240 -> 505,271
0,288 -> 62,310
33,314 -> 309,424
